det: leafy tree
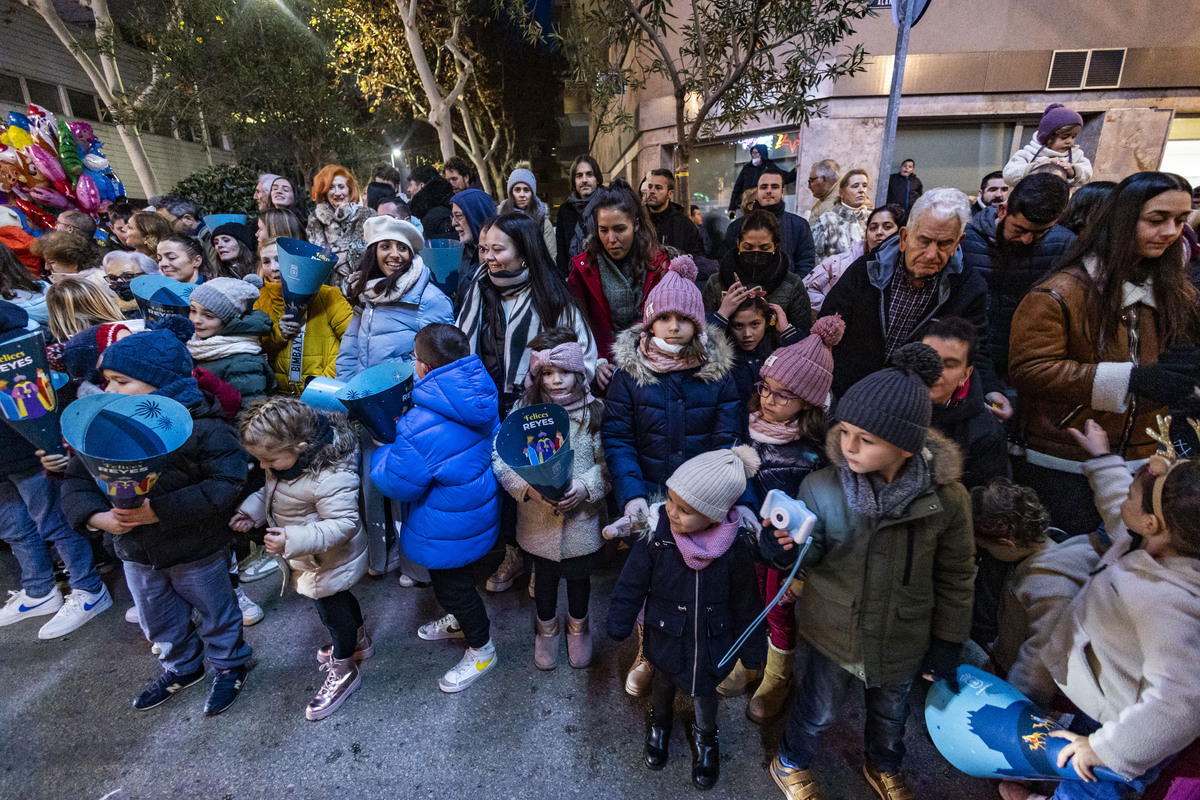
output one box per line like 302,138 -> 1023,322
169,164 -> 258,216
560,0 -> 874,203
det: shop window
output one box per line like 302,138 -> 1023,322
66,89 -> 101,122
24,78 -> 62,114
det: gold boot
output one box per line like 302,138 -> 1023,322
716,659 -> 763,697
624,624 -> 655,696
747,642 -> 795,724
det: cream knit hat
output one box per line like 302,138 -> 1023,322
666,445 -> 761,521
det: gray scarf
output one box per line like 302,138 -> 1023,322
839,450 -> 932,519
597,251 -> 643,332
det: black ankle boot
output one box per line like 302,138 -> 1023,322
691,725 -> 719,789
645,713 -> 672,770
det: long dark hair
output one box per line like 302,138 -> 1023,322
0,243 -> 42,298
1058,181 -> 1117,235
215,240 -> 257,279
348,241 -> 415,305
1054,172 -> 1199,350
160,233 -> 216,279
583,178 -> 661,278
479,212 -> 591,343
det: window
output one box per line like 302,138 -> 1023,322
0,73 -> 23,106
1047,49 -> 1125,91
24,78 -> 62,114
66,89 -> 100,122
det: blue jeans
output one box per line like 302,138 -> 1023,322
123,549 -> 252,675
780,642 -> 914,773
0,469 -> 102,596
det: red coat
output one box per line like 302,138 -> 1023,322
566,249 -> 670,362
193,367 -> 242,420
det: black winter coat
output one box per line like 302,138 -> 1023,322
410,177 -> 457,241
60,393 -> 248,569
820,237 -> 999,398
649,202 -> 704,257
960,206 -> 1075,384
750,434 -> 827,508
607,507 -> 766,695
721,208 -> 816,278
886,173 -> 924,212
555,194 -> 592,276
930,377 -> 1011,489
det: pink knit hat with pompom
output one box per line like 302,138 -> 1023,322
760,314 -> 845,406
643,255 -> 705,331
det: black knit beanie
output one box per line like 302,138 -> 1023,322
836,343 -> 943,454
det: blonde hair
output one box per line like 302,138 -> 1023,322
238,397 -> 356,474
257,236 -> 279,281
130,211 -> 172,257
46,277 -> 125,341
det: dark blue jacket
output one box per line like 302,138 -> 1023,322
370,355 -> 500,570
750,434 -> 827,508
607,505 -> 766,695
721,209 -> 816,278
930,376 -> 1011,490
602,324 -> 745,509
960,206 -> 1075,385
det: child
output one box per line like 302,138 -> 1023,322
1000,420 -> 1200,800
491,328 -> 608,670
0,300 -> 112,640
232,398 -> 368,721
763,343 -> 975,800
603,254 -> 747,697
607,446 -> 765,791
58,321 -> 252,716
719,315 -> 843,725
711,292 -> 804,397
187,276 -> 276,405
1004,103 -> 1092,188
370,323 -> 502,693
252,238 -> 353,396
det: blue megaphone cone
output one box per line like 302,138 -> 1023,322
301,377 -> 347,415
0,331 -> 69,454
131,275 -> 196,324
276,238 -> 336,319
496,403 -> 574,501
61,393 -> 194,509
422,239 -> 465,282
336,361 -> 415,444
203,214 -> 249,231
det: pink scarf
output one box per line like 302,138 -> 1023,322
638,333 -> 701,373
748,411 -> 800,445
674,509 -> 740,570
548,385 -> 592,413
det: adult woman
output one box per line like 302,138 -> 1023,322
306,165 -> 373,292
1009,172 -> 1200,535
256,209 -> 305,245
811,168 -> 873,259
46,277 -> 127,343
269,176 -> 308,225
156,234 -> 212,284
805,204 -> 906,315
450,188 -> 497,302
0,241 -> 49,325
254,173 -> 281,212
30,230 -> 105,288
1058,180 -> 1118,236
702,209 -> 812,337
101,250 -> 157,319
124,211 -> 173,260
498,168 -> 556,264
566,178 -> 669,377
211,221 -> 258,279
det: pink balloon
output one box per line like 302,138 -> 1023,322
74,173 -> 100,212
28,145 -> 66,186
30,186 -> 69,208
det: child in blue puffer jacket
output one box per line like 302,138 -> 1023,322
370,323 -> 502,694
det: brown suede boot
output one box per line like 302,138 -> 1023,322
534,615 -> 561,670
624,624 -> 655,696
747,642 -> 795,724
716,659 -> 763,697
566,615 -> 592,668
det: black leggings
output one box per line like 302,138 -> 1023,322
531,553 -> 594,622
651,670 -> 719,734
313,590 -> 363,659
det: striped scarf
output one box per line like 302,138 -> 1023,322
456,266 -> 540,394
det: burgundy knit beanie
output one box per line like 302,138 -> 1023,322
1037,104 -> 1083,144
643,255 -> 705,331
760,314 -> 845,406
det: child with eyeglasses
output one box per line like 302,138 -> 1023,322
717,314 -> 844,724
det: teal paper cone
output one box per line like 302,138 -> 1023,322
0,331 -> 68,454
203,214 -> 249,231
131,275 -> 196,324
422,239 -> 464,282
336,361 -> 415,444
495,403 -> 574,501
301,377 -> 347,414
276,238 -> 336,318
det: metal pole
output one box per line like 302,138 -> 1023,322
875,0 -> 914,208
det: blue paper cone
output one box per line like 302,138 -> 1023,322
203,214 -> 249,231
926,665 -> 1138,787
336,361 -> 415,444
61,394 -> 194,509
301,377 -> 347,414
0,331 -> 68,454
422,239 -> 464,282
495,403 -> 574,501
131,275 -> 196,324
276,238 -> 336,318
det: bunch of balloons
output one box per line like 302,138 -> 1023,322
0,104 -> 126,231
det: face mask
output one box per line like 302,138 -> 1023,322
750,156 -> 762,167
738,250 -> 777,278
111,280 -> 134,301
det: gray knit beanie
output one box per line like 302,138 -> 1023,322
190,276 -> 263,323
836,343 -> 943,454
666,445 -> 761,522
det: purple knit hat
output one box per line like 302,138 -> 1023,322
643,255 -> 704,331
760,314 -> 845,406
1037,104 -> 1083,143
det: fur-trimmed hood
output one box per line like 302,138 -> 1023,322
824,422 -> 963,486
611,322 -> 735,386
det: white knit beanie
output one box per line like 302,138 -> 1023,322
666,445 -> 761,521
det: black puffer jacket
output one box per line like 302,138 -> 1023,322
607,505 -> 766,695
60,393 -> 248,569
750,434 -> 826,508
930,377 -> 1011,489
648,202 -> 704,256
410,176 -> 457,241
960,206 -> 1075,384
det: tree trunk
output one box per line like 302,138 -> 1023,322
430,101 -> 456,162
113,124 -> 161,199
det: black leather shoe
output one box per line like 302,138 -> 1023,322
691,725 -> 720,790
644,713 -> 672,770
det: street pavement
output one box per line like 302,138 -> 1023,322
0,548 -> 1001,800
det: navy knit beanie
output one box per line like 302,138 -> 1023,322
836,343 -> 943,454
212,221 -> 257,256
100,317 -> 195,390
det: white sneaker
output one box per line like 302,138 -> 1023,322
418,613 -> 465,641
439,640 -> 497,693
0,589 -> 63,627
237,545 -> 280,583
235,586 -> 264,626
486,545 -> 524,593
125,605 -> 140,624
38,585 -> 112,639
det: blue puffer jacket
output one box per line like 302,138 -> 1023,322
369,355 -> 501,570
602,324 -> 746,509
335,259 -> 454,380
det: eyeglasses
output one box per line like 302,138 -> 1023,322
104,272 -> 139,284
755,381 -> 800,404
807,176 -> 819,184
451,211 -> 466,223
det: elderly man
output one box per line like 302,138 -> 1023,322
807,159 -> 841,221
720,166 -> 816,276
821,187 -> 1008,417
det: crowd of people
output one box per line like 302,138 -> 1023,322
2,99 -> 1200,800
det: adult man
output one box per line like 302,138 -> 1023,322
366,163 -> 402,210
377,198 -> 413,222
690,204 -> 714,256
643,169 -> 704,256
960,172 -> 1073,386
444,157 -> 477,192
973,171 -> 1009,216
55,209 -> 97,240
807,159 -> 841,221
727,143 -> 795,219
720,166 -> 815,276
153,196 -> 202,235
556,154 -> 604,275
885,159 -> 924,213
407,164 -> 457,240
821,187 -> 1006,416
